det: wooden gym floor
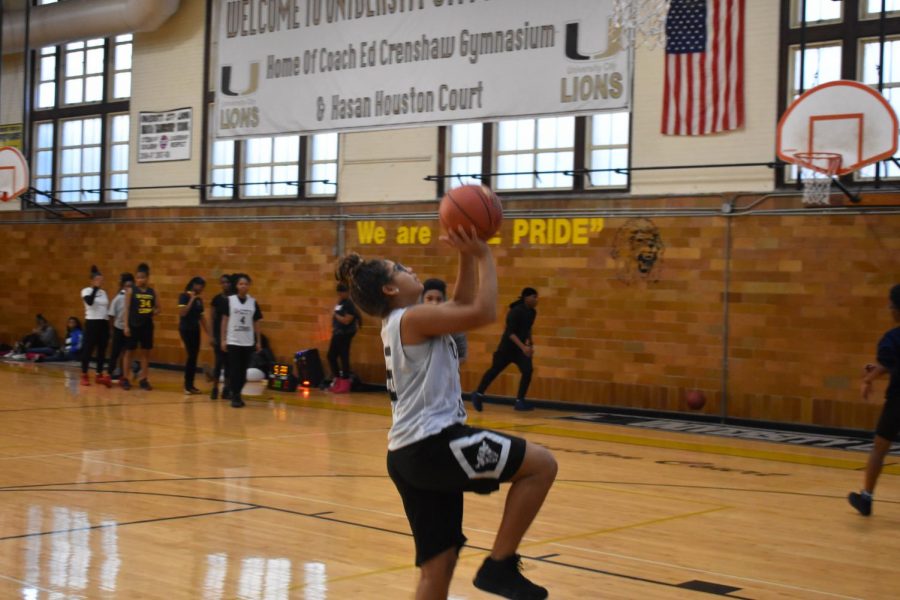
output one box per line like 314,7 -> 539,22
0,362 -> 897,599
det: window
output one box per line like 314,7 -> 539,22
29,28 -> 133,204
206,132 -> 338,201
779,0 -> 900,184
444,111 -> 630,193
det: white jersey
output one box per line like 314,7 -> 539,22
382,307 -> 466,451
226,294 -> 257,347
81,287 -> 109,320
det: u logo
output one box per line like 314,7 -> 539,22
565,20 -> 622,61
221,63 -> 260,97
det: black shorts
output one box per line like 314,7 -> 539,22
876,397 -> 900,441
386,424 -> 527,566
125,322 -> 154,350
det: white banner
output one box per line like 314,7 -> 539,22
138,108 -> 193,162
214,0 -> 630,138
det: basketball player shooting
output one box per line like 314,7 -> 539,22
336,225 -> 557,600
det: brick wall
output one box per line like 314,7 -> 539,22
1,198 -> 896,430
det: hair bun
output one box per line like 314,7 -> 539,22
90,265 -> 101,276
137,262 -> 150,275
336,253 -> 363,286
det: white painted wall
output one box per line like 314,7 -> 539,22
630,0 -> 779,195
128,0 -> 205,207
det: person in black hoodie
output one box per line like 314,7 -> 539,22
848,284 -> 900,516
470,287 -> 539,412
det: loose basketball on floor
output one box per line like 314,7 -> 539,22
686,390 -> 706,410
439,184 -> 503,241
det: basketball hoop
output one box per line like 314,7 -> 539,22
794,152 -> 841,206
0,147 -> 28,203
612,0 -> 671,49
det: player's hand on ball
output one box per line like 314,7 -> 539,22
441,225 -> 488,258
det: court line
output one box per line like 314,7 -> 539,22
0,573 -> 54,595
548,542 -> 864,600
522,506 -> 732,547
0,503 -> 259,541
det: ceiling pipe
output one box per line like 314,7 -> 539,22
2,0 -> 181,55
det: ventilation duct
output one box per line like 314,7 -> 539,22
2,0 -> 182,55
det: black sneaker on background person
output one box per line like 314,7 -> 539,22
120,378 -> 131,391
230,397 -> 245,408
514,399 -> 534,412
473,554 -> 548,600
470,391 -> 484,412
139,378 -> 152,391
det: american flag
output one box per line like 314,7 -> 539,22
661,0 -> 745,136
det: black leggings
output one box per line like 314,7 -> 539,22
213,340 -> 229,389
180,328 -> 200,389
108,327 -> 125,376
327,332 -> 355,378
227,345 -> 255,399
475,345 -> 534,401
81,319 -> 109,374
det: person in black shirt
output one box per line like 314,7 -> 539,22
179,277 -> 211,395
122,262 -> 160,391
849,284 -> 900,516
209,274 -> 232,400
471,287 -> 539,412
327,283 -> 361,390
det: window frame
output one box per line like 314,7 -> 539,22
436,113 -> 631,198
202,126 -> 339,203
27,32 -> 132,205
778,0 -> 900,187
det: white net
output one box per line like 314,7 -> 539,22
795,153 -> 841,207
612,0 -> 672,49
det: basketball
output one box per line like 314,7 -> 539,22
439,184 -> 503,241
686,390 -> 706,410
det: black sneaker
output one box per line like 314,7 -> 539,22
231,397 -> 245,408
473,554 -> 547,600
514,399 -> 535,412
848,491 -> 872,516
471,391 -> 484,412
139,379 -> 152,391
120,378 -> 131,391
222,387 -> 232,400
210,386 -> 219,400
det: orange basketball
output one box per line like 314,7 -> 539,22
686,390 -> 706,410
439,184 -> 503,241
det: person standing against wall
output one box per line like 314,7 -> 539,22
80,266 -> 111,387
220,274 -> 262,408
179,277 -> 211,395
327,283 -> 361,393
122,263 -> 160,391
107,273 -> 133,382
209,274 -> 232,400
470,288 -> 539,412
